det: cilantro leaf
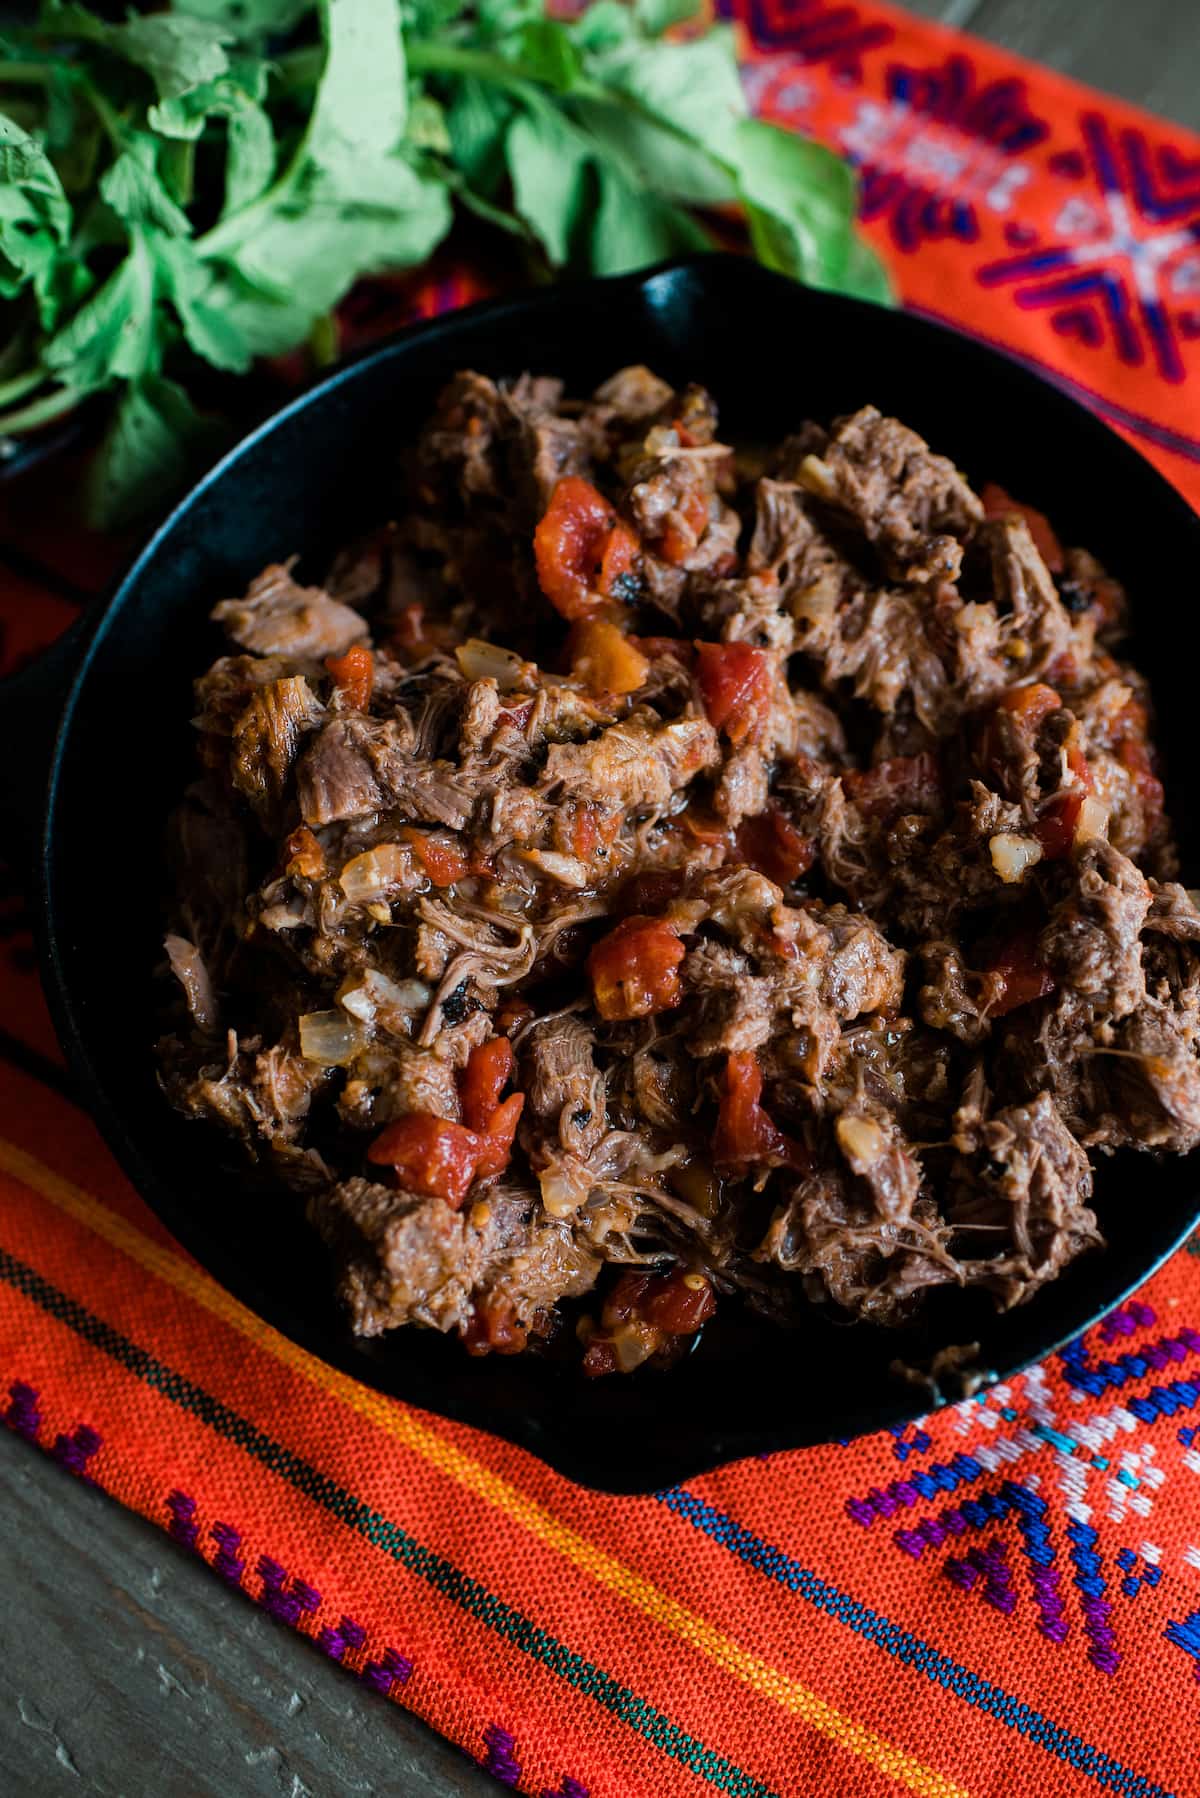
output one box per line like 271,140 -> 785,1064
2,0 -> 891,522
0,112 -> 72,318
505,104 -> 589,266
100,138 -> 192,235
86,373 -> 224,526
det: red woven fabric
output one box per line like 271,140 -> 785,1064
4,6 -> 1200,1794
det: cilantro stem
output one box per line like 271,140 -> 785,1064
0,367 -> 46,409
405,41 -> 544,92
0,61 -> 55,84
0,384 -> 81,437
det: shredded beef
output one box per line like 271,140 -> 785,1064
158,367 -> 1190,1374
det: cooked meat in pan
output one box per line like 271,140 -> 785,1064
157,368 -> 1196,1375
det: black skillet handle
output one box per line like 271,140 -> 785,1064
0,613 -> 94,868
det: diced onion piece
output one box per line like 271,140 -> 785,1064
836,1114 -> 887,1167
299,1010 -> 363,1066
521,849 -> 591,890
989,832 -> 1044,884
539,1161 -> 590,1219
797,452 -> 839,502
1074,794 -> 1110,844
338,968 -> 430,1029
339,843 -> 409,902
455,638 -> 530,690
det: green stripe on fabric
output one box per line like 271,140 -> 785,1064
0,1246 -> 782,1798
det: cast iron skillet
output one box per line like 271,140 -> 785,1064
5,255 -> 1200,1493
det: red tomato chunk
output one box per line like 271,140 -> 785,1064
695,641 -> 772,744
366,1115 -> 482,1208
736,805 -> 815,886
714,1050 -> 805,1167
403,827 -> 469,887
463,1299 -> 528,1358
534,476 -> 640,620
324,643 -> 374,711
985,928 -> 1056,1018
587,915 -> 685,1021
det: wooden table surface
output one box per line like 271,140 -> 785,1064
3,7 -> 1197,1795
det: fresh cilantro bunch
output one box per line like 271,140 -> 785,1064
0,0 -> 891,522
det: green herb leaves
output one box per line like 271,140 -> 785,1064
0,0 -> 891,523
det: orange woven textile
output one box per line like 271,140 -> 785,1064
4,5 -> 1200,1795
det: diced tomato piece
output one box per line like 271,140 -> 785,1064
366,1115 -> 482,1208
285,826 -> 326,879
736,805 -> 816,886
599,520 -> 639,595
324,644 -> 374,711
459,1037 -> 514,1134
603,1270 -> 652,1326
843,753 -> 942,823
587,915 -> 685,1021
602,1267 -> 715,1334
985,928 -> 1056,1018
714,1050 -> 805,1167
459,1037 -> 523,1178
642,1269 -> 716,1333
534,476 -> 641,620
657,488 -> 709,565
981,482 -> 1064,573
568,616 -> 649,696
1033,742 -> 1092,860
474,1092 -> 524,1178
404,827 -> 469,887
998,683 -> 1062,729
463,1299 -> 528,1358
695,641 -> 772,744
581,1338 -> 619,1378
1033,795 -> 1084,860
564,800 -> 619,861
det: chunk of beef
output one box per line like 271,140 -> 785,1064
805,584 -> 952,733
1107,1004 -> 1200,1153
230,675 -> 324,825
755,1162 -> 954,1324
543,712 -> 718,813
298,715 -> 476,829
953,517 -> 1072,703
1039,839 -> 1151,1021
796,406 -> 983,584
212,562 -> 366,660
948,1094 -> 1101,1306
521,1016 -> 608,1160
310,1179 -> 489,1335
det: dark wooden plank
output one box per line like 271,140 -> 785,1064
0,1429 -> 495,1796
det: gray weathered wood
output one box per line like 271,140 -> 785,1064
0,1428 -> 494,1796
898,0 -> 1200,131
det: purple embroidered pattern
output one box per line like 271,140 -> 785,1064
977,112 -> 1200,383
163,1488 -> 415,1700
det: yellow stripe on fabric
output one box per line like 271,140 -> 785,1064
0,1135 -> 969,1798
